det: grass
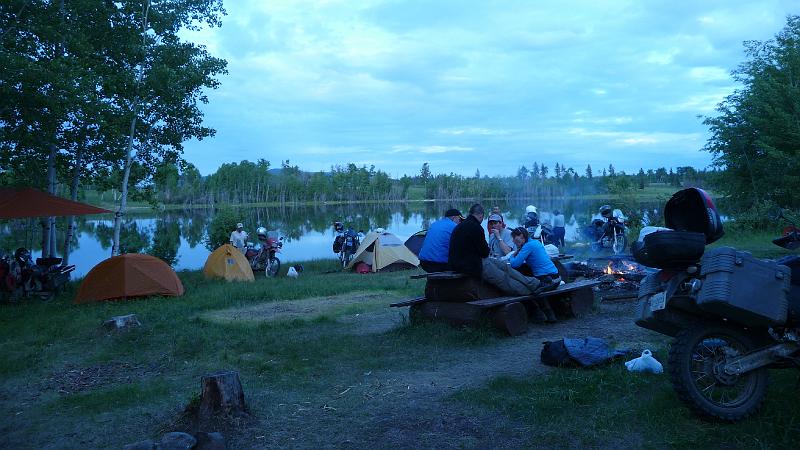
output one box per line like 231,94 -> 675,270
451,356 -> 800,449
1,256 -> 798,448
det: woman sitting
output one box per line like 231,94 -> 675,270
508,227 -> 560,286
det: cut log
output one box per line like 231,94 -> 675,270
413,301 -> 485,326
199,371 -> 247,421
490,302 -> 528,336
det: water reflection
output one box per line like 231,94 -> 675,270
2,198 -> 665,278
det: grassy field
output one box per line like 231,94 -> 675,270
1,257 -> 799,449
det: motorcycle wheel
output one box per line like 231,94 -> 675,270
668,324 -> 769,421
343,252 -> 353,268
612,232 -> 627,254
266,257 -> 281,277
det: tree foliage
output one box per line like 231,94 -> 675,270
703,15 -> 800,210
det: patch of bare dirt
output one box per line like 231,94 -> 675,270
42,360 -> 167,395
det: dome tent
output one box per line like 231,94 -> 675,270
75,254 -> 184,304
345,230 -> 419,272
203,244 -> 255,282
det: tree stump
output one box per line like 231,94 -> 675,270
490,302 -> 528,336
199,371 -> 247,421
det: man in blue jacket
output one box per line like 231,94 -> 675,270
418,208 -> 464,272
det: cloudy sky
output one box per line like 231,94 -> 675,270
180,0 -> 797,178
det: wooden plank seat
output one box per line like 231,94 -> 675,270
390,278 -> 601,336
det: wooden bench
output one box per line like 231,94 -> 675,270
391,278 -> 601,336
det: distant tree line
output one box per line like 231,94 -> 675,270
141,158 -> 715,206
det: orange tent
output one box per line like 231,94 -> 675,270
75,253 -> 185,304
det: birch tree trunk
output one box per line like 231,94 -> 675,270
63,145 -> 83,265
111,1 -> 150,256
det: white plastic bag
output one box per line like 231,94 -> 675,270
624,349 -> 663,374
287,266 -> 299,278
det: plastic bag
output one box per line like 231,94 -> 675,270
624,349 -> 663,374
287,266 -> 299,278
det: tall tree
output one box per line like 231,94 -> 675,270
703,15 -> 800,209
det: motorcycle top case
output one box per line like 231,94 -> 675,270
631,230 -> 706,269
664,187 -> 724,244
697,247 -> 791,326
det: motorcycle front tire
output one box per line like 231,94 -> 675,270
668,324 -> 769,421
612,233 -> 627,254
266,257 -> 281,277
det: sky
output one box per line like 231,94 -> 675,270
180,0 -> 798,178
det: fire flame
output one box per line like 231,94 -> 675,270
604,260 -> 640,276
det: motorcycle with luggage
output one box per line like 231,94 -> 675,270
0,248 -> 75,301
632,188 -> 800,421
332,221 -> 361,268
244,227 -> 283,277
523,205 -> 557,246
585,205 -> 628,254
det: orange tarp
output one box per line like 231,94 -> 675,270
0,187 -> 111,219
75,253 -> 185,304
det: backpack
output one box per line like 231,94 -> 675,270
540,340 -> 577,367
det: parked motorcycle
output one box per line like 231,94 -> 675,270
523,206 -> 558,246
244,227 -> 283,277
0,248 -> 75,301
586,205 -> 627,254
332,221 -> 360,268
633,188 -> 800,421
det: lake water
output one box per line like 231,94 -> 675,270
12,199 -> 663,278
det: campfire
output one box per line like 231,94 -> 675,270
567,256 -> 654,301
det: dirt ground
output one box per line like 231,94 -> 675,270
199,291 -> 670,448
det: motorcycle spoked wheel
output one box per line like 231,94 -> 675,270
266,257 -> 281,277
668,324 -> 769,421
611,231 -> 627,254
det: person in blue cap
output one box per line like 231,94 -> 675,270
418,208 -> 464,272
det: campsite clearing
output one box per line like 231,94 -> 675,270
1,260 -> 798,448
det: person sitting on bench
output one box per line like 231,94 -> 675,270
508,227 -> 562,323
508,227 -> 561,287
448,203 -> 489,277
418,208 -> 464,272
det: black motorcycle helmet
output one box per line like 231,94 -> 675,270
334,221 -> 344,232
14,247 -> 30,265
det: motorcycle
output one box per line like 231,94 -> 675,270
332,221 -> 360,268
633,188 -> 800,421
523,206 -> 558,247
0,248 -> 75,301
586,205 -> 627,254
244,227 -> 283,277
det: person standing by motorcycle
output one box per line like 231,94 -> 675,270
229,223 -> 248,254
419,208 -> 464,272
552,210 -> 566,248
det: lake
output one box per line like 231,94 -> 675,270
8,199 -> 663,278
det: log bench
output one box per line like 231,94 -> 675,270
392,274 -> 600,336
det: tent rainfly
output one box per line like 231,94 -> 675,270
75,254 -> 184,304
345,231 -> 420,272
203,244 -> 255,282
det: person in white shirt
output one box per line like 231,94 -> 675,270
229,222 -> 248,253
552,210 -> 566,248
